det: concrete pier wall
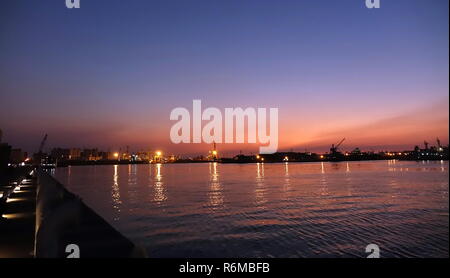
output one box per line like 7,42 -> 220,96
35,169 -> 146,258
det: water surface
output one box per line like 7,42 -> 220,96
53,160 -> 449,258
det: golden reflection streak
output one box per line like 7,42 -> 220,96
208,162 -> 223,209
128,164 -> 138,186
319,162 -> 328,196
255,163 -> 267,206
112,165 -> 122,214
388,159 -> 398,172
284,162 -> 290,184
154,163 -> 167,203
283,162 -> 291,196
344,162 -> 353,196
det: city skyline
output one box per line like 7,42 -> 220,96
0,0 -> 448,154
5,136 -> 449,160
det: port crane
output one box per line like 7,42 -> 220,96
34,134 -> 48,165
38,134 -> 48,154
330,138 -> 346,154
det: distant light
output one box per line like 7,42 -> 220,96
156,151 -> 162,156
283,156 -> 289,161
261,158 -> 264,161
212,150 -> 218,156
256,155 -> 260,159
114,152 -> 119,158
320,155 -> 324,159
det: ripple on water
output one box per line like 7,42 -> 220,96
54,161 -> 449,258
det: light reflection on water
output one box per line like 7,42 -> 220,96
255,163 -> 267,208
112,165 -> 121,217
208,162 -> 223,210
153,163 -> 167,204
54,160 -> 449,258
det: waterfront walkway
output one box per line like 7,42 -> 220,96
0,169 -> 36,258
1,167 -> 145,258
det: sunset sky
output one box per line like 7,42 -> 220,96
0,0 -> 448,155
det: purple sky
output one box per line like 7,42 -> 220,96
0,0 -> 448,155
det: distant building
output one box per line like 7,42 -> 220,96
121,152 -> 131,161
10,148 -> 26,164
97,151 -> 108,160
88,155 -> 102,161
0,142 -> 11,172
50,148 -> 71,161
136,151 -> 151,161
69,148 -> 81,160
81,149 -> 99,161
168,154 -> 179,162
107,151 -> 118,160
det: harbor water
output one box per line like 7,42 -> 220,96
52,160 -> 449,258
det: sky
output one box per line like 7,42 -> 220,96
0,0 -> 448,156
